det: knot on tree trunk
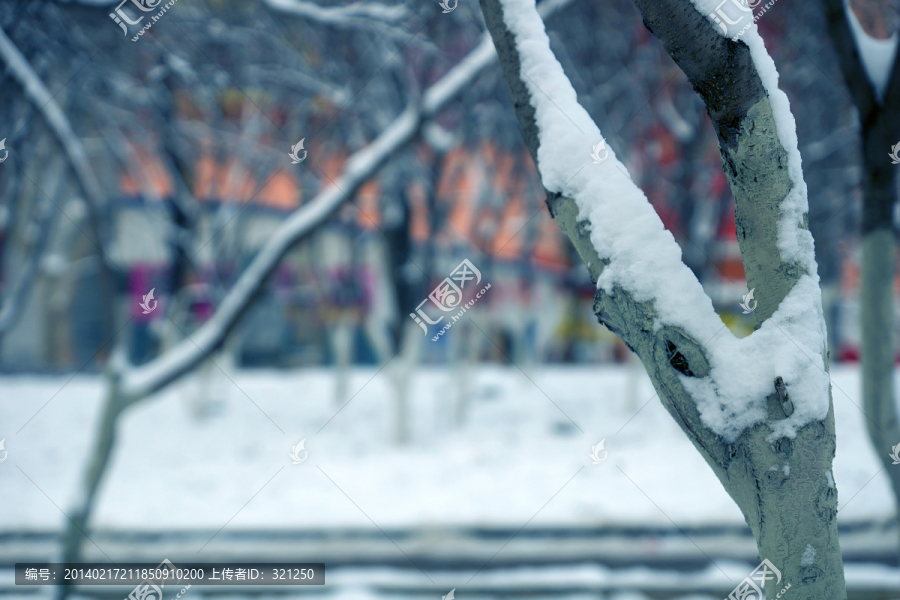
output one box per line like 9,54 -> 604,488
665,340 -> 694,375
658,329 -> 710,378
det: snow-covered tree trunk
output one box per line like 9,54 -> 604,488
479,0 -> 846,597
822,0 -> 900,518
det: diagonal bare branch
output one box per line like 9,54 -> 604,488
118,0 -> 576,402
0,26 -> 105,223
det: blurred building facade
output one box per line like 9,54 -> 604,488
0,133 -> 885,372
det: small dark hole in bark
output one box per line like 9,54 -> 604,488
665,340 -> 694,376
801,565 -> 824,584
773,437 -> 793,457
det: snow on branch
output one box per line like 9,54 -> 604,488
495,0 -> 723,341
484,0 -> 830,442
0,161 -> 63,335
263,0 -> 411,27
118,105 -> 419,400
0,26 -> 105,213
634,0 -> 816,322
62,0 -> 410,23
119,0 -> 575,401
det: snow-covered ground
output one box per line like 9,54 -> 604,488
0,364 -> 891,532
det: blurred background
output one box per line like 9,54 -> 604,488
0,0 -> 897,598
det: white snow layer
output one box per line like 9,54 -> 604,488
801,543 -> 817,566
844,0 -> 899,103
0,366 -> 892,531
498,0 -> 829,442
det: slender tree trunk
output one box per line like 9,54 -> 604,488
450,321 -> 475,426
330,313 -> 355,406
860,150 -> 900,502
392,320 -> 422,444
624,348 -> 642,413
57,377 -> 124,599
822,0 -> 900,524
861,228 -> 900,499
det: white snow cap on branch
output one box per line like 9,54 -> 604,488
498,0 -> 829,442
693,0 -> 815,276
264,0 -> 410,25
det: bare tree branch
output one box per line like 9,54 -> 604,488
0,24 -> 119,348
56,2 -> 578,585
0,158 -> 64,336
263,0 -> 411,28
115,0 -> 570,400
0,26 -> 105,224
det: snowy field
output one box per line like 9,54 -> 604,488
0,364 -> 892,532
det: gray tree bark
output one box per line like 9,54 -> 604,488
479,0 -> 846,597
822,0 -> 900,516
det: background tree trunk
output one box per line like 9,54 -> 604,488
822,0 -> 900,523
